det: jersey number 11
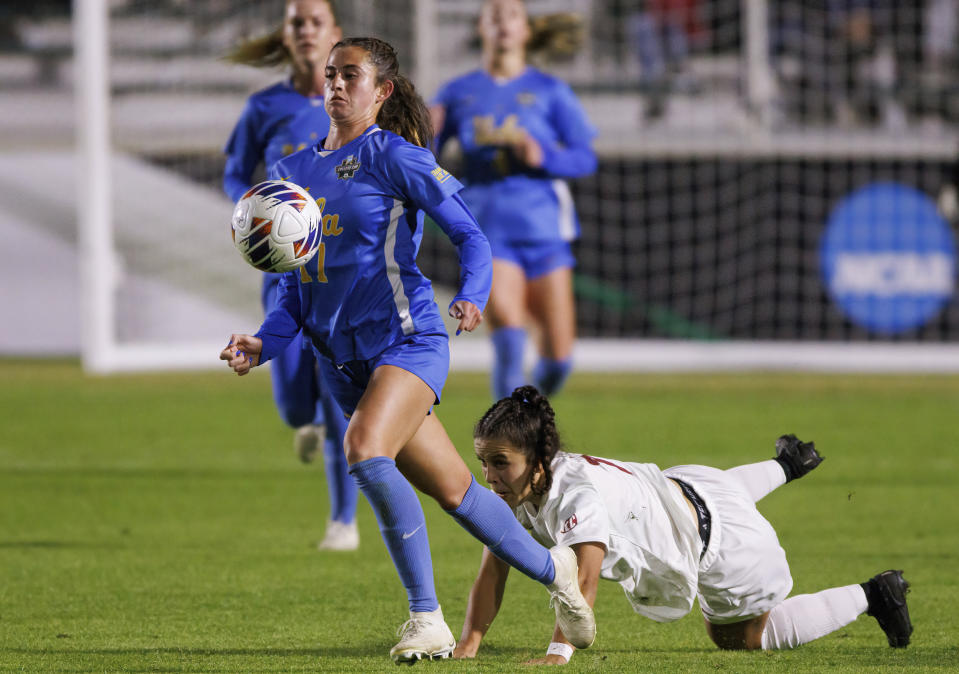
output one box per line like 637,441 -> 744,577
299,242 -> 328,283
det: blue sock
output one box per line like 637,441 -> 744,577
532,357 -> 573,396
491,327 -> 527,399
321,392 -> 357,523
349,457 -> 438,612
446,476 -> 555,585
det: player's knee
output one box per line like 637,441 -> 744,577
709,632 -> 762,651
705,617 -> 766,651
343,426 -> 384,465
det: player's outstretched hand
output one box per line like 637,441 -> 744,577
452,644 -> 476,659
449,300 -> 483,335
219,334 -> 262,375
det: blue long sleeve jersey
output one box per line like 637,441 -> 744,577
433,67 -> 597,244
223,80 -> 331,203
255,125 -> 492,365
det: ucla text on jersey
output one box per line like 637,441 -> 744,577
265,126 -> 470,364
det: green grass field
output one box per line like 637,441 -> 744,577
2,359 -> 958,672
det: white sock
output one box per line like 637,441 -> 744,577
761,585 -> 869,650
726,460 -> 787,502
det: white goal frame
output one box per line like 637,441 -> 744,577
76,0 -> 250,372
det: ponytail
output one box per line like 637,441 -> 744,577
474,3 -> 585,64
527,12 -> 584,63
379,73 -> 433,148
223,1 -> 340,69
224,28 -> 290,68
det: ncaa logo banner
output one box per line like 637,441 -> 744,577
820,182 -> 956,335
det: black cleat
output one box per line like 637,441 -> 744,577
863,570 -> 913,648
774,434 -> 823,481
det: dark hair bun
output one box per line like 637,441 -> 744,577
510,385 -> 541,405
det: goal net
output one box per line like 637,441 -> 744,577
75,0 -> 959,373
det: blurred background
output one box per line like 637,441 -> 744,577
2,0 -> 958,370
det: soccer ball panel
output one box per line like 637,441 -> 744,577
231,180 -> 322,273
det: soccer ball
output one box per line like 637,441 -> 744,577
231,179 -> 322,273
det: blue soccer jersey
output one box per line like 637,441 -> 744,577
256,125 -> 492,365
433,67 -> 597,245
223,80 -> 331,203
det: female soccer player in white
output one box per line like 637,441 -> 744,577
223,0 -> 359,551
456,386 -> 913,665
220,37 -> 595,664
431,0 -> 597,400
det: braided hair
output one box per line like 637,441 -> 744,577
331,37 -> 433,148
474,385 -> 562,497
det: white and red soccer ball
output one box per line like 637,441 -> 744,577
231,180 -> 322,273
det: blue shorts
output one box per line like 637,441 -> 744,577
317,332 -> 450,417
489,239 -> 575,279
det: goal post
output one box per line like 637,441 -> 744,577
75,0 -> 113,373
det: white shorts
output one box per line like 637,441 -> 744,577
663,465 -> 793,624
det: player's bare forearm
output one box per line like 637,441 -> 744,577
572,542 -> 604,608
528,542 -> 605,665
454,547 -> 509,658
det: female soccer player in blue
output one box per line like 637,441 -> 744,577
223,0 -> 359,551
220,37 -> 595,664
431,0 -> 598,400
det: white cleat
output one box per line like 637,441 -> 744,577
293,424 -> 325,464
317,519 -> 360,552
389,605 -> 456,665
547,545 -> 596,649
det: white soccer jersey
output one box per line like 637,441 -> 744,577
514,452 -> 702,622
